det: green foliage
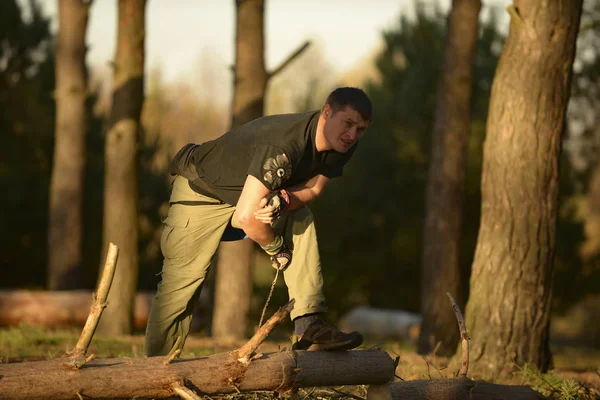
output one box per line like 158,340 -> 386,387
311,4 -> 504,318
514,363 -> 599,400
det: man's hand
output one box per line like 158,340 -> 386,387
270,243 -> 292,270
254,189 -> 291,225
260,235 -> 292,270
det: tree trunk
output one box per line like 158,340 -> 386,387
48,0 -> 90,290
98,0 -> 146,336
463,0 -> 582,378
0,350 -> 394,400
212,240 -> 255,339
367,378 -> 543,400
212,0 -> 267,340
230,0 -> 267,129
419,0 -> 481,357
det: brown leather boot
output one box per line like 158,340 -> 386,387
293,319 -> 363,351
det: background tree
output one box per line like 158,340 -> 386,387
308,5 -> 503,321
0,0 -> 54,288
212,0 -> 268,341
463,0 -> 583,378
213,0 -> 310,340
98,0 -> 146,336
418,0 -> 481,356
556,0 -> 600,311
48,0 -> 91,290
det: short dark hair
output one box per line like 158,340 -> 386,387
325,87 -> 372,121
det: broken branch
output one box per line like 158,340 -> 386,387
73,243 -> 119,356
446,292 -> 469,377
268,41 -> 311,80
236,299 -> 295,364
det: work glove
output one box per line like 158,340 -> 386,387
254,189 -> 291,225
270,242 -> 292,271
261,235 -> 292,270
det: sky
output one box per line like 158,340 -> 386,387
37,0 -> 511,84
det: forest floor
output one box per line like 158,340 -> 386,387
1,325 -> 598,399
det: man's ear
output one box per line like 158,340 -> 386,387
322,103 -> 332,119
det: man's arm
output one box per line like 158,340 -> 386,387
253,174 -> 330,224
286,174 -> 330,210
234,174 -> 276,247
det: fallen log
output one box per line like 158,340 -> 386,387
366,378 -> 544,400
0,247 -> 395,399
0,349 -> 394,399
0,289 -> 210,330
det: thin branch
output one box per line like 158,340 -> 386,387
73,243 -> 119,355
164,349 -> 181,365
328,387 -> 365,400
268,41 -> 311,80
171,382 -> 202,400
236,299 -> 295,364
446,292 -> 469,377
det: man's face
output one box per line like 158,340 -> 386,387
322,105 -> 370,153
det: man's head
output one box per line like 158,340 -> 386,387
319,87 -> 372,153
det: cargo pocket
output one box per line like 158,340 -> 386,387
160,215 -> 190,261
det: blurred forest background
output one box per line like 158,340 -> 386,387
1,0 -> 599,362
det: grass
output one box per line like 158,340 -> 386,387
1,325 -> 599,399
514,363 -> 600,400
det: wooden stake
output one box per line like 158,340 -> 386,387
446,292 -> 469,377
236,299 -> 295,364
73,243 -> 119,355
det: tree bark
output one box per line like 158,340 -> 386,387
0,350 -> 394,400
98,0 -> 146,336
367,378 -> 543,400
463,0 -> 582,378
419,0 -> 481,357
213,240 -> 255,339
212,0 -> 267,341
48,0 -> 90,290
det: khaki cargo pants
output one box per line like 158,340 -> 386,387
144,176 -> 327,356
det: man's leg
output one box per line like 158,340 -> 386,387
276,206 -> 362,350
144,177 -> 235,356
277,206 -> 327,320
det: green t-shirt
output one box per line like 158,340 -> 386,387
177,110 -> 356,205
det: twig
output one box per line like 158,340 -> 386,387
446,292 -> 469,377
328,387 -> 365,400
367,341 -> 384,350
73,243 -> 119,356
228,378 -> 241,394
431,341 -> 441,357
268,41 -> 311,79
300,387 -> 316,400
164,349 -> 181,365
171,382 -> 202,400
422,356 -> 432,379
236,299 -> 295,364
164,336 -> 182,364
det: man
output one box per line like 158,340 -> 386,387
145,87 -> 372,356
